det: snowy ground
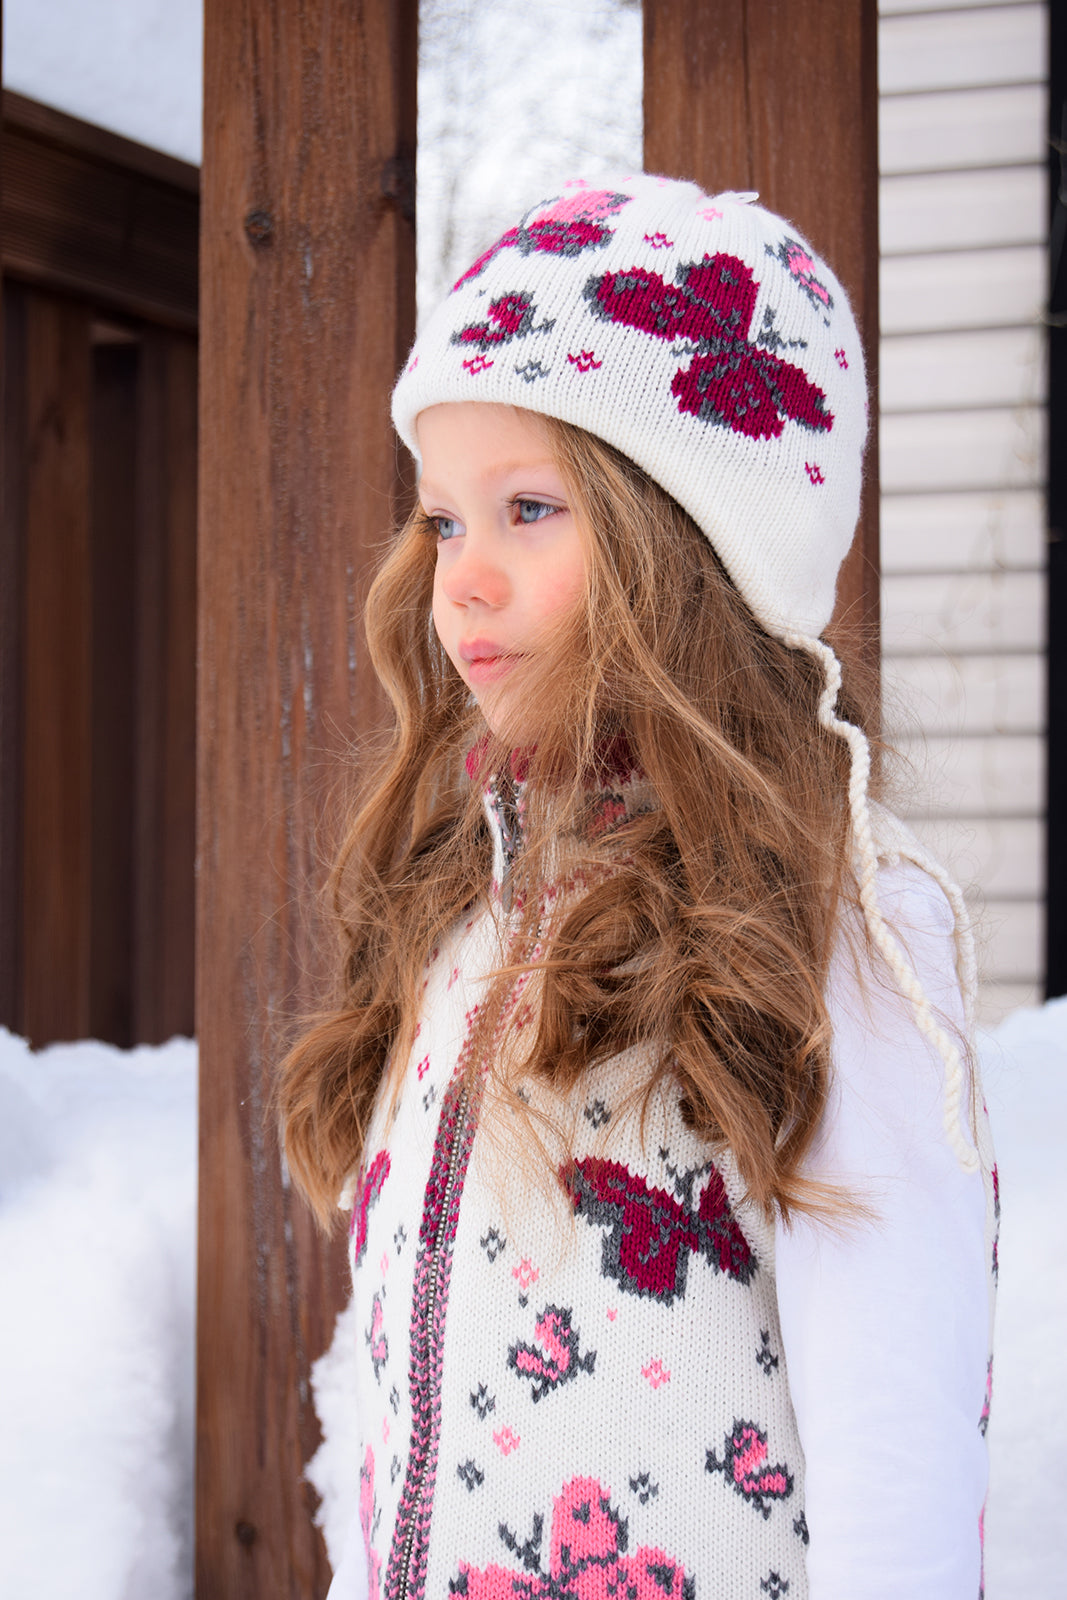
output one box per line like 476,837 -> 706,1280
0,1031 -> 197,1599
0,1005 -> 1063,1597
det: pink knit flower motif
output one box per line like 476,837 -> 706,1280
453,189 -> 633,289
454,1475 -> 694,1598
513,1257 -> 540,1291
979,1357 -> 993,1438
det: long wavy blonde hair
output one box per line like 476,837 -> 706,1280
277,415 -> 879,1229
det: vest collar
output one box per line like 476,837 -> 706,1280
471,735 -> 653,898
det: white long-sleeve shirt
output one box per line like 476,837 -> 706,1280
776,864 -> 992,1597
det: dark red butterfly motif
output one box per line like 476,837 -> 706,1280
563,1157 -> 754,1304
584,254 -> 834,443
452,291 -> 554,353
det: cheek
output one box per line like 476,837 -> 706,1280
430,569 -> 455,656
532,550 -> 588,626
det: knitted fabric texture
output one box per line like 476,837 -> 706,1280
337,767 -> 996,1600
391,173 -> 868,642
346,763 -> 811,1600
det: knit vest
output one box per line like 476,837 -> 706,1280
346,766 -> 813,1600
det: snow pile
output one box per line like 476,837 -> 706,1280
980,1000 -> 1067,1592
306,1299 -> 364,1571
0,1029 -> 197,1600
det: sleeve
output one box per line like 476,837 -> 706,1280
774,864 -> 991,1600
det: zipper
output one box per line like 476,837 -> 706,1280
393,1079 -> 471,1600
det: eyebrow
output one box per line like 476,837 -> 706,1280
418,459 -> 560,497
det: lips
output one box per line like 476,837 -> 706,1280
459,638 -> 521,685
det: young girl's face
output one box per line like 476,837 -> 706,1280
416,403 -> 587,736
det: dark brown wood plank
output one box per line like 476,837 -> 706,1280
89,335 -> 140,1047
644,0 -> 880,662
3,90 -> 200,195
133,327 -> 197,1044
0,56 -> 20,1036
0,284 -> 28,1035
21,290 -> 93,1044
197,1 -> 416,1592
1,91 -> 198,333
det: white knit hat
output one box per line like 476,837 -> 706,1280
392,174 -> 868,642
393,174 -> 980,1173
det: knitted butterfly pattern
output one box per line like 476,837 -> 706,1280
585,254 -> 835,442
452,1474 -> 695,1599
352,1149 -> 391,1265
564,1157 -> 755,1304
455,189 -> 633,290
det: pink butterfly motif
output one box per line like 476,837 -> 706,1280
366,1291 -> 388,1381
706,1421 -> 794,1519
508,1306 -> 596,1402
455,1475 -> 693,1598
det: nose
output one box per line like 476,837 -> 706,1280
438,526 -> 510,610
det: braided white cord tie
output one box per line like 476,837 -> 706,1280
896,838 -> 979,1035
784,631 -> 980,1173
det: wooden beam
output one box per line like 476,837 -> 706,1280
21,290 -> 94,1043
644,0 -> 880,660
132,327 -> 197,1044
89,336 -> 139,1046
197,1 -> 416,1593
0,286 -> 27,1036
0,7 -> 11,1033
1,90 -> 199,333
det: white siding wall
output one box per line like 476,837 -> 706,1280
879,0 -> 1049,1023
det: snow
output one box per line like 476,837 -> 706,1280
306,1300 -> 363,1572
0,1002 -> 1062,1595
0,1030 -> 197,1600
979,1003 -> 1067,1591
1,0 -> 203,165
416,0 -> 642,314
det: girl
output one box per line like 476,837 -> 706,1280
280,177 -> 996,1600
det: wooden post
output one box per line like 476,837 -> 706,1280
1,98 -> 199,1046
21,292 -> 94,1043
197,2 -> 416,1595
643,0 -> 880,658
131,328 -> 198,1045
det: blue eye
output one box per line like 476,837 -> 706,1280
431,515 -> 462,541
515,498 -> 556,525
